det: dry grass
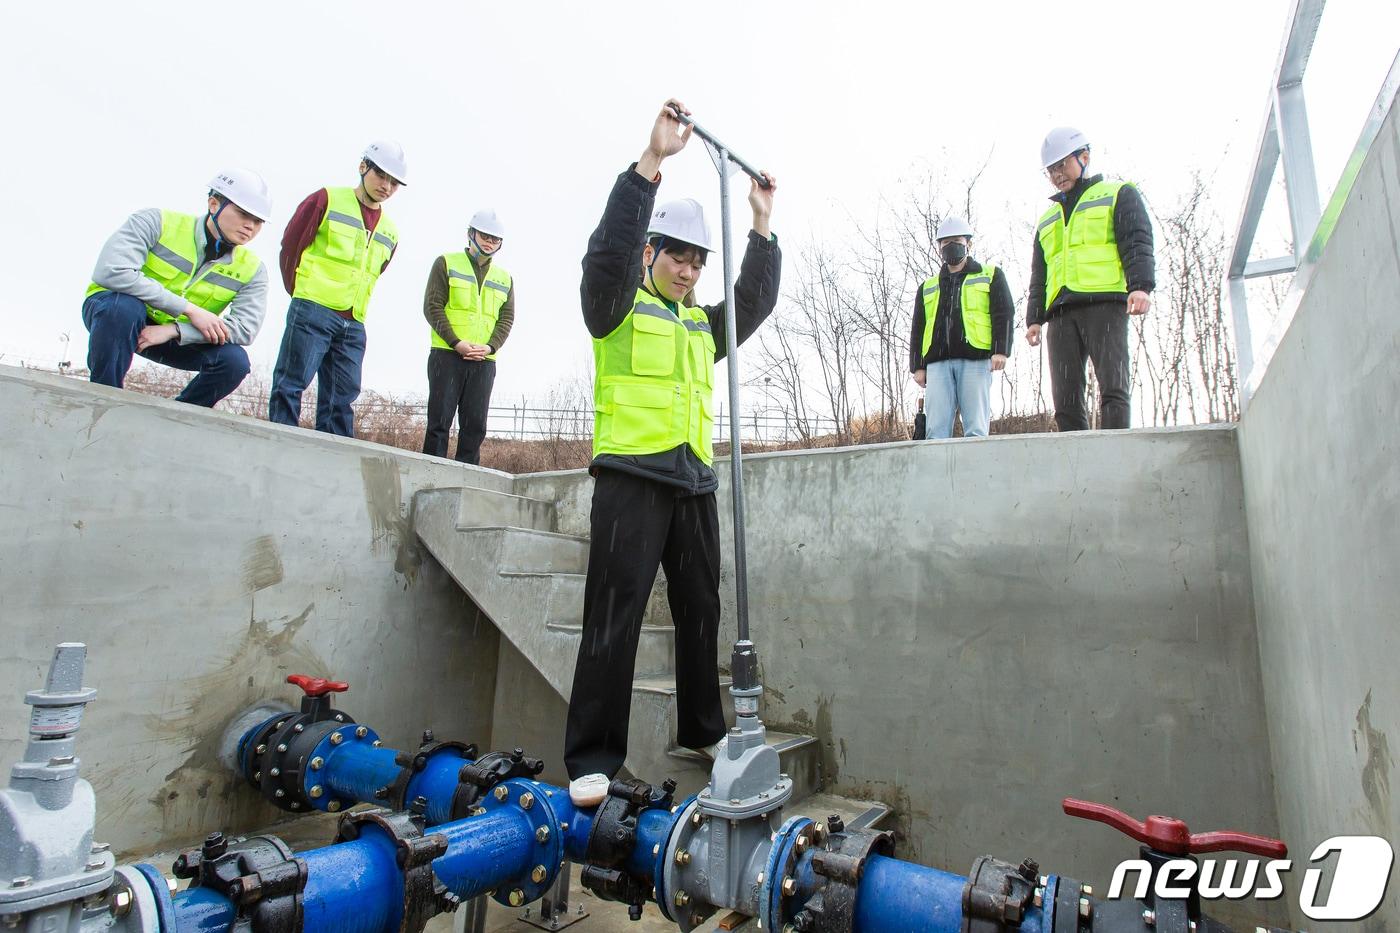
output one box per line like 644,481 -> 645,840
46,363 -> 1055,474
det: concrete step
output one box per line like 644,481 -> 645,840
544,571 -> 673,629
624,678 -> 822,805
544,621 -> 676,678
456,486 -> 557,532
466,526 -> 589,575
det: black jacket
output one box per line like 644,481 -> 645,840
581,165 -> 782,495
908,259 -> 1014,370
1026,174 -> 1155,326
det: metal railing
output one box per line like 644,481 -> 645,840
1226,0 -> 1400,405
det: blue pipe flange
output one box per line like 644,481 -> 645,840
299,721 -> 382,813
759,815 -> 816,932
654,795 -> 700,923
468,777 -> 566,907
133,863 -> 177,933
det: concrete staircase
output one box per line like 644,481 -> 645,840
412,484 -> 888,823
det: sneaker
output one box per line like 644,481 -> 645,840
701,736 -> 728,760
569,773 -> 610,807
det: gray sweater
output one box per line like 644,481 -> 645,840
90,208 -> 269,346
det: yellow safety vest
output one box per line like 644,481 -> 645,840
292,187 -> 398,321
85,210 -> 260,323
592,289 -> 716,465
432,252 -> 511,359
920,264 -> 996,356
1036,179 -> 1128,307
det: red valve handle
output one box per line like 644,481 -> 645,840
1063,799 -> 1287,858
286,674 -> 349,698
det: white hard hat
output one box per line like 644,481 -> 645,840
647,199 -> 713,252
469,209 -> 506,238
209,168 -> 272,222
362,140 -> 409,184
936,216 -> 974,240
1041,126 -> 1090,168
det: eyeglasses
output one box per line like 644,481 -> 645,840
369,165 -> 402,187
1045,150 -> 1086,175
475,233 -> 502,244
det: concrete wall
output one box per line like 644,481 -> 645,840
0,367 -> 505,857
516,426 -> 1286,926
1239,95 -> 1400,928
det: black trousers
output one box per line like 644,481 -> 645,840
422,349 -> 495,464
1046,303 -> 1131,431
564,469 -> 728,779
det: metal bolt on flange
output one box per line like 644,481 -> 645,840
372,740 -> 383,748
675,849 -> 691,865
494,786 -> 510,802
782,877 -> 797,896
293,723 -> 304,733
327,801 -> 342,812
1082,885 -> 1094,897
355,726 -> 368,738
795,833 -> 809,852
508,889 -> 525,907
310,757 -> 324,770
1143,910 -> 1157,926
535,826 -> 550,843
333,713 -> 345,722
253,771 -> 261,781
691,812 -> 703,827
255,744 -> 267,755
309,785 -> 324,799
329,733 -> 344,746
10,878 -> 31,888
1079,898 -> 1092,919
674,891 -> 691,908
276,743 -> 288,753
274,789 -> 285,798
520,792 -> 535,810
652,844 -> 660,856
269,767 -> 281,777
1034,888 -> 1044,908
757,872 -> 765,884
531,865 -> 547,884
111,890 -> 133,917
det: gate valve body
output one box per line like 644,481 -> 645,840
1062,798 -> 1287,857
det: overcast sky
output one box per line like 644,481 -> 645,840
2,0 -> 1396,409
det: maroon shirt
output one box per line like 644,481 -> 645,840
279,188 -> 394,312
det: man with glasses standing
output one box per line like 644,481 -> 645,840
1025,127 -> 1154,431
420,209 -> 515,464
269,141 -> 406,436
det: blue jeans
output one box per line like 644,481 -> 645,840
268,298 -> 366,436
924,358 -> 993,439
81,291 -> 250,407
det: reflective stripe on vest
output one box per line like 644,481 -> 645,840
85,209 -> 260,323
432,252 -> 512,358
1036,180 -> 1128,307
592,289 -> 716,465
292,187 -> 398,322
920,263 -> 997,355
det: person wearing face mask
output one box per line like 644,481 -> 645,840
908,216 -> 1015,438
564,99 -> 781,806
82,169 -> 272,406
269,140 -> 406,436
1026,127 -> 1155,431
420,210 -> 514,464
